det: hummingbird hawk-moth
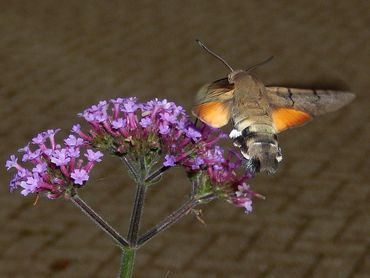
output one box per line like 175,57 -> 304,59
192,40 -> 355,174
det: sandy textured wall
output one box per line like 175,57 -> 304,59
0,1 -> 369,277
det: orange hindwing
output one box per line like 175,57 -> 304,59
192,101 -> 231,128
272,108 -> 311,133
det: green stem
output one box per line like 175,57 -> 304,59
137,193 -> 217,246
121,155 -> 139,182
120,157 -> 147,277
127,183 -> 147,245
119,248 -> 136,278
144,149 -> 195,183
138,198 -> 198,246
70,193 -> 129,248
145,165 -> 169,183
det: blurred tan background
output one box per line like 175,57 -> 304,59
0,1 -> 369,277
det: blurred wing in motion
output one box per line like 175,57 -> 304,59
192,78 -> 235,128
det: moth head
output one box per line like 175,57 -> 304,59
228,70 -> 249,84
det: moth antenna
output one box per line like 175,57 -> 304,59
246,56 -> 274,72
196,39 -> 234,72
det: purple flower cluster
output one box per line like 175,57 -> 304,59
5,97 -> 257,210
76,98 -> 197,158
76,97 -> 257,211
5,129 -> 103,199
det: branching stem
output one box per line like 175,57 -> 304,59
70,193 -> 129,248
138,193 -> 217,246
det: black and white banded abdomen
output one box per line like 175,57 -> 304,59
230,126 -> 282,174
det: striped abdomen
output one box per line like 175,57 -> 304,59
231,124 -> 282,174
